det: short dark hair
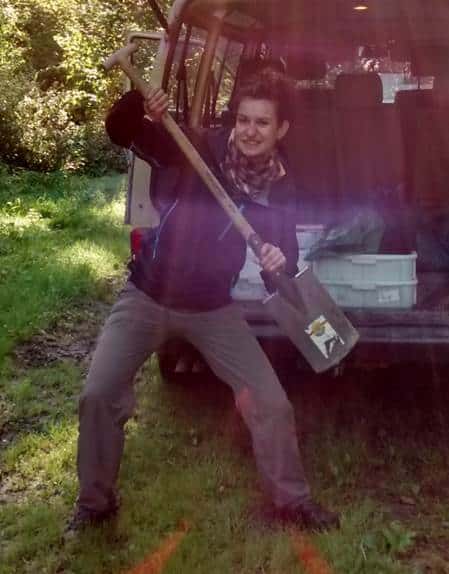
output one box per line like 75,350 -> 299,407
230,67 -> 295,123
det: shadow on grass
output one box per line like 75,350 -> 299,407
147,361 -> 449,454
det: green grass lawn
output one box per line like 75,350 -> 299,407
1,168 -> 449,574
0,167 -> 129,364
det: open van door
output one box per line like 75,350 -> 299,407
124,31 -> 166,230
119,0 -> 449,376
124,28 -> 225,229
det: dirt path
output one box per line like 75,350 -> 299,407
12,300 -> 111,371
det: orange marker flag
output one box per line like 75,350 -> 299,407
290,530 -> 334,574
126,520 -> 190,574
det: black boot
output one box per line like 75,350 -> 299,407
290,499 -> 340,531
63,496 -> 120,542
268,499 -> 340,532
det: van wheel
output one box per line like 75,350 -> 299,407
156,341 -> 207,383
157,351 -> 205,383
157,350 -> 190,383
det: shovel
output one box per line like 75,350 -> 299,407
104,43 -> 359,373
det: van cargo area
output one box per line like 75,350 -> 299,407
127,0 -> 449,370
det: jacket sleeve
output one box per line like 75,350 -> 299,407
105,89 -> 186,167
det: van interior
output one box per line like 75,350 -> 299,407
130,0 -> 449,371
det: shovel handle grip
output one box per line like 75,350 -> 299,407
247,232 -> 264,258
248,232 -> 307,311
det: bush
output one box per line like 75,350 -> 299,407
0,0 -> 164,173
12,88 -> 127,173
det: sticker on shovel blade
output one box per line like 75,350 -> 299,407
305,315 -> 344,359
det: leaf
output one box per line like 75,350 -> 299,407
381,521 -> 416,554
411,483 -> 421,496
399,495 -> 416,506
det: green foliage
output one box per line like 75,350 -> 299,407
0,0 -> 167,172
361,521 -> 416,557
0,168 -> 129,364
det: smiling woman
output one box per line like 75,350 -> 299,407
64,57 -> 343,539
234,99 -> 288,160
221,69 -> 292,201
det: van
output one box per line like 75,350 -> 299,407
122,0 -> 449,378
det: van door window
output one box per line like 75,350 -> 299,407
125,33 -> 163,228
166,25 -> 206,124
207,37 -> 243,126
302,50 -> 434,103
129,36 -> 160,84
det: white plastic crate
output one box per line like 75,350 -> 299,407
232,228 -> 325,301
312,252 -> 417,308
237,246 -> 260,279
316,279 -> 417,308
312,252 -> 417,282
231,277 -> 268,300
231,247 -> 265,300
296,224 -> 324,262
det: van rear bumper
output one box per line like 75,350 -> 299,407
238,302 -> 449,367
157,304 -> 449,376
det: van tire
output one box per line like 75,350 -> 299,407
156,340 -> 206,383
157,350 -> 179,383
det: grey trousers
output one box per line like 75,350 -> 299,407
77,281 -> 311,513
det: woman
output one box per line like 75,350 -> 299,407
67,68 -> 339,535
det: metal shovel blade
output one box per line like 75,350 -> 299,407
263,266 -> 359,373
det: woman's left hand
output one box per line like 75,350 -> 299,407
259,243 -> 286,273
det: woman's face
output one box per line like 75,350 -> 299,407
234,98 -> 289,160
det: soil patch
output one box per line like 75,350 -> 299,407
12,300 -> 111,370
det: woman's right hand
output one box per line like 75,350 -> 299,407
144,87 -> 169,121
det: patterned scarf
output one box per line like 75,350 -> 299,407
220,130 -> 285,201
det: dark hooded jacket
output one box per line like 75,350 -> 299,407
106,90 -> 299,311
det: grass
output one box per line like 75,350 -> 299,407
1,167 -> 449,573
3,359 -> 436,574
0,166 -> 128,365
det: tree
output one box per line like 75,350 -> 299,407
0,0 -> 168,172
